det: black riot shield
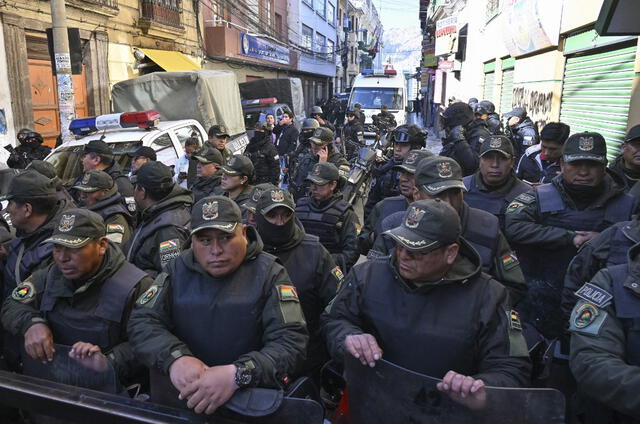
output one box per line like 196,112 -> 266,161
345,356 -> 566,424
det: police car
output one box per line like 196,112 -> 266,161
46,110 -> 208,185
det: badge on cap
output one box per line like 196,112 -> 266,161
405,207 -> 426,229
406,152 -> 418,164
311,165 -> 321,176
313,128 -> 323,137
490,138 -> 502,148
58,214 -> 76,232
252,189 -> 264,202
202,200 -> 219,221
579,136 -> 594,151
82,173 -> 91,185
437,161 -> 453,178
271,189 -> 285,203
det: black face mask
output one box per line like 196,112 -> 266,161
562,180 -> 605,209
256,213 -> 295,247
251,131 -> 268,143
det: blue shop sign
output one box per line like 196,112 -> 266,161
241,33 -> 290,65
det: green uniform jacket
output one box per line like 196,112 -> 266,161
1,244 -> 152,383
127,227 -> 308,388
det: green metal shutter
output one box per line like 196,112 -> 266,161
499,69 -> 514,114
483,72 -> 495,101
559,44 -> 637,160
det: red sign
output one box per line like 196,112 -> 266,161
438,60 -> 454,70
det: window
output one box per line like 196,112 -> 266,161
302,24 -> 313,51
263,0 -> 273,32
327,38 -> 335,62
150,134 -> 178,169
246,0 -> 260,32
327,3 -> 335,26
140,0 -> 182,28
316,32 -> 326,58
209,0 -> 226,25
314,0 -> 325,18
486,0 -> 499,21
173,125 -> 202,149
275,13 -> 283,38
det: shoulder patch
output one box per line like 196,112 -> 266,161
159,239 -> 181,267
331,266 -> 345,284
575,283 -> 613,308
124,196 -> 137,212
12,281 -> 35,304
569,301 -> 607,336
506,201 -> 525,213
106,224 -> 125,234
514,192 -> 535,204
277,284 -> 299,302
508,309 -> 522,331
137,285 -> 160,307
501,252 -> 520,270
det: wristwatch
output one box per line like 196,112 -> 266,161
234,361 -> 254,389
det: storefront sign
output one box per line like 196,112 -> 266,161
501,0 -> 559,57
438,59 -> 454,70
423,43 -> 437,67
241,33 -> 290,65
433,69 -> 445,104
435,16 -> 458,56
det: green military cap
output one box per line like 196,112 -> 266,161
26,160 -> 57,179
309,127 -> 334,146
0,170 -> 56,201
208,124 -> 230,138
83,139 -> 112,156
242,183 -> 277,214
193,145 -> 224,165
257,188 -> 295,215
562,132 -> 607,164
415,155 -> 466,195
384,199 -> 461,252
393,149 -> 434,174
70,170 -> 114,192
221,155 -> 255,177
191,195 -> 242,235
480,135 -> 515,158
43,208 -> 106,248
134,161 -> 174,190
306,162 -> 340,185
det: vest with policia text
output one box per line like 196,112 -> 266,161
296,197 -> 351,252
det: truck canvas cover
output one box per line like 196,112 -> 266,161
239,78 -> 305,118
111,71 -> 245,136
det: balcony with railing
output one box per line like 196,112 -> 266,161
68,0 -> 119,16
139,0 -> 183,30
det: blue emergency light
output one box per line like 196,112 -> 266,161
69,110 -> 160,136
361,69 -> 374,75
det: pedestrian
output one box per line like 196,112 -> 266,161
609,124 -> 640,198
273,111 -> 299,186
7,131 -> 50,169
321,199 -> 530,402
126,161 -> 193,277
341,109 -> 365,159
516,122 -> 570,184
296,162 -> 360,272
255,187 -> 341,381
207,125 -> 232,165
128,146 -> 157,177
439,102 -> 480,176
190,145 -> 223,202
174,137 -> 200,189
504,107 -> 539,159
463,136 -> 530,229
353,103 -> 366,125
219,154 -> 254,209
127,196 -> 308,414
1,208 -> 152,390
70,170 -> 134,248
244,122 -> 280,185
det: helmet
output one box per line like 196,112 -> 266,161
390,124 -> 426,148
311,105 -> 324,115
346,108 -> 357,117
441,103 -> 474,128
253,121 -> 269,131
302,118 -> 320,130
23,131 -> 44,144
477,100 -> 495,114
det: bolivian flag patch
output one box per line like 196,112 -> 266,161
277,285 -> 299,302
501,252 -> 519,270
12,281 -> 35,304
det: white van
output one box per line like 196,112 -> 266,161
348,68 -> 407,126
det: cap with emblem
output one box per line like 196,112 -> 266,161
0,170 -> 56,201
415,156 -> 466,195
128,146 -> 157,161
257,188 -> 295,215
562,132 -> 607,164
393,149 -> 434,174
82,139 -> 112,156
70,170 -> 115,192
624,124 -> 640,144
221,155 -> 255,177
243,183 -> 277,213
26,160 -> 57,179
306,162 -> 340,185
43,208 -> 106,248
193,145 -> 224,164
480,135 -> 514,158
384,199 -> 461,252
504,107 -> 527,120
135,161 -> 175,190
191,195 -> 242,235
309,127 -> 334,145
208,124 -> 230,138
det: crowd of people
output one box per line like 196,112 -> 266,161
1,97 -> 640,423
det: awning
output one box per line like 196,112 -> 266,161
137,48 -> 201,72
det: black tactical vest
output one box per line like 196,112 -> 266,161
91,194 -> 134,227
125,205 -> 191,262
463,174 -> 529,227
4,236 -> 52,296
463,207 -> 500,273
296,197 -> 351,252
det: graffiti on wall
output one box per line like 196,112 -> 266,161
512,86 -> 553,130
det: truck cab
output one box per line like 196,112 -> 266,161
348,67 -> 407,126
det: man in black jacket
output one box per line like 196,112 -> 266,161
439,102 -> 480,176
475,101 -> 502,135
190,146 -> 223,203
342,109 -> 365,159
504,107 -> 539,160
7,131 -> 51,169
609,124 -> 640,198
244,122 -> 280,185
273,111 -> 299,185
516,122 -> 569,185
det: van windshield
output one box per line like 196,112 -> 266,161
349,87 -> 403,110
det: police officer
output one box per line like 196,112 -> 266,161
7,131 -> 51,169
353,103 -> 366,125
475,100 -> 502,135
219,155 -> 254,209
504,107 -> 539,160
372,104 -> 397,132
70,171 -> 134,248
207,124 -> 232,165
126,162 -> 193,277
289,127 -> 349,202
609,124 -> 640,197
244,122 -> 280,185
466,106 -> 492,151
190,145 -> 223,202
296,162 -> 360,272
321,199 -> 530,396
360,149 -> 433,255
255,188 -> 340,380
1,209 -> 152,388
516,122 -> 570,184
342,109 -> 365,159
288,118 -> 320,177
310,105 -> 335,132
127,196 -> 308,415
364,124 -> 427,219
568,243 -> 640,423
241,183 -> 277,227
128,146 -> 157,177
505,132 -> 635,339
439,102 -> 480,176
27,159 -> 76,207
463,136 -> 530,229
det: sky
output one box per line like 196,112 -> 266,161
376,0 -> 420,30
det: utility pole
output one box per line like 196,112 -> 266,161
50,0 -> 76,143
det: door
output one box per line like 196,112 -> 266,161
28,59 -> 88,147
483,72 -> 495,103
499,68 -> 514,114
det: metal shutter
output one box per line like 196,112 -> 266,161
499,69 -> 514,114
559,45 -> 636,160
483,72 -> 495,101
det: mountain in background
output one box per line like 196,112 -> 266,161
381,27 -> 422,73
